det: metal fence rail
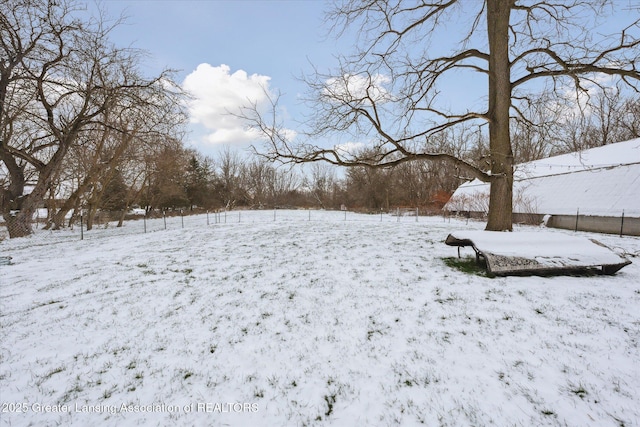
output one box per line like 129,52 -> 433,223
1,208 -> 436,246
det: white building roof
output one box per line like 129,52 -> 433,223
445,138 -> 640,217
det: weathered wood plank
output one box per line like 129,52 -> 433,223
445,231 -> 631,276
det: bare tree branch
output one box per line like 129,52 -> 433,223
242,0 -> 640,230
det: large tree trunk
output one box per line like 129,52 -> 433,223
485,0 -> 514,231
117,208 -> 127,227
0,146 -> 30,237
4,209 -> 33,238
86,203 -> 97,231
1,155 -> 48,238
2,136 -> 73,238
3,185 -> 47,238
48,183 -> 88,230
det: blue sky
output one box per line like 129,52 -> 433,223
85,0 -> 345,156
100,0 -> 336,82
84,1 -> 638,159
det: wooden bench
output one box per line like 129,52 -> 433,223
445,231 -> 631,276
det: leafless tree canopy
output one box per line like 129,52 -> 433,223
1,0 -> 187,237
242,0 -> 639,230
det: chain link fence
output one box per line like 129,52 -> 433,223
1,207 -> 443,247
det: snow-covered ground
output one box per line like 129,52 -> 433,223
1,210 -> 639,427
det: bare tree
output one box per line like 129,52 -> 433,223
265,165 -> 300,207
1,0 -> 185,237
242,0 -> 639,231
619,98 -> 640,138
510,92 -> 562,163
307,163 -> 338,209
141,139 -> 191,212
241,159 -> 270,207
582,84 -> 638,147
214,146 -> 246,209
44,75 -> 186,230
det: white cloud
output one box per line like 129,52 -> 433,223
324,73 -> 392,105
204,126 -> 264,145
333,141 -> 367,160
553,72 -> 622,121
182,63 -> 272,146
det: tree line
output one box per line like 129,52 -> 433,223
84,78 -> 640,225
84,145 -> 458,219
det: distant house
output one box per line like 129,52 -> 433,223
444,138 -> 640,236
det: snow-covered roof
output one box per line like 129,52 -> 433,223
445,138 -> 640,217
515,138 -> 640,179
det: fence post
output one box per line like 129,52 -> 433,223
620,209 -> 625,237
163,211 -> 167,230
144,213 -> 147,234
181,210 -> 184,228
416,207 -> 419,222
574,208 -> 579,232
80,213 -> 84,240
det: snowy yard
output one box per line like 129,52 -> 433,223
1,210 -> 639,427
